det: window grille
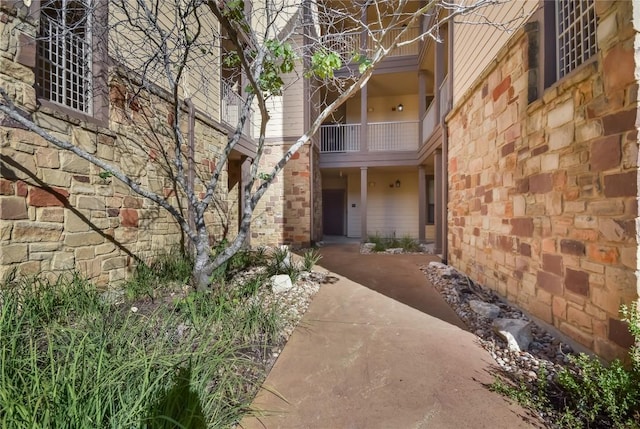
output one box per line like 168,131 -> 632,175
555,0 -> 597,80
36,0 -> 93,115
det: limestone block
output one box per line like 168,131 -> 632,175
72,128 -> 96,154
65,231 -> 105,247
35,147 -> 60,168
547,99 -> 574,129
60,152 -> 90,174
36,207 -> 64,222
0,196 -> 28,219
41,169 -> 71,187
64,210 -> 93,233
270,274 -> 293,294
0,244 -> 28,264
548,123 -> 574,151
102,256 -> 127,271
492,319 -> 533,351
51,252 -> 75,270
95,242 -> 116,256
12,221 -> 63,242
77,196 -> 105,210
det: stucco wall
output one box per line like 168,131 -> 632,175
447,1 -> 638,360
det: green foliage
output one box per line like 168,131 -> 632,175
367,234 -> 419,252
125,248 -> 193,300
244,40 -> 297,96
309,49 -> 342,79
491,303 -> 640,428
352,53 -> 372,74
267,247 -> 301,283
302,248 -> 322,271
0,268 -> 285,428
98,170 -> 112,180
400,235 -> 419,252
556,354 -> 640,427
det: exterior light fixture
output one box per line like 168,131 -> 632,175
397,104 -> 404,111
395,179 -> 401,188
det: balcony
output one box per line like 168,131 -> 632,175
221,81 -> 254,138
320,121 -> 419,153
320,26 -> 420,63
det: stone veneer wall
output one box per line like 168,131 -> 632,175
0,5 -> 234,284
252,141 -> 313,246
447,1 -> 638,360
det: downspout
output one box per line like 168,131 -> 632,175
442,13 -> 454,265
303,0 -> 314,245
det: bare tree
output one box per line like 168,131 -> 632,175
0,0 -> 526,291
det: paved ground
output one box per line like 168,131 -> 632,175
239,244 -> 541,428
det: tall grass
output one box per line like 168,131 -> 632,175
0,258 -> 284,428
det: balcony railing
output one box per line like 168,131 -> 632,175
320,123 -> 361,152
422,101 -> 437,144
368,121 -> 419,151
221,81 -> 253,137
320,26 -> 419,63
369,26 -> 420,57
319,121 -> 418,153
439,74 -> 450,120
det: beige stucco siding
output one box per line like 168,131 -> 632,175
452,0 -> 537,105
346,169 -> 420,239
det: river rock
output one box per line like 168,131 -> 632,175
492,318 -> 533,351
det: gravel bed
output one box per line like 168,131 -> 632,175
422,261 -> 577,384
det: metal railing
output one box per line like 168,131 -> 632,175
368,121 -> 419,151
319,33 -> 361,63
320,123 -> 361,153
221,81 -> 253,137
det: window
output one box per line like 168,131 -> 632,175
554,0 -> 597,80
427,176 -> 435,224
36,0 -> 93,115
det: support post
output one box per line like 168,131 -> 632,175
418,166 -> 426,243
434,150 -> 443,254
360,167 -> 368,241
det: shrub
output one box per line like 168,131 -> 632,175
302,248 -> 322,271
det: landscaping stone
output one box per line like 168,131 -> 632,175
271,274 -> 293,294
492,319 -> 533,352
469,300 -> 501,319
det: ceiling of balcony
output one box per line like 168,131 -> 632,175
367,72 -> 419,97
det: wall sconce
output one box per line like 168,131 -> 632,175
397,104 -> 404,112
395,179 -> 401,188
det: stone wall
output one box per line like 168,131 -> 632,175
252,141 -> 313,247
447,1 -> 638,360
0,5 -> 234,284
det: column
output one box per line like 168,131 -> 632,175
434,30 -> 445,120
418,166 -> 426,243
418,70 -> 427,144
360,167 -> 368,240
360,83 -> 368,152
434,150 -> 443,254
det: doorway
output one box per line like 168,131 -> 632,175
322,189 -> 345,236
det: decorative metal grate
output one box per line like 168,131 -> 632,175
36,0 -> 93,114
555,0 -> 597,80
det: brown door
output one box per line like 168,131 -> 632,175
322,189 -> 345,236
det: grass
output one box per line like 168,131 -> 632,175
0,248 -> 289,429
490,303 -> 640,428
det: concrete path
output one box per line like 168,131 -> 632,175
240,244 -> 541,428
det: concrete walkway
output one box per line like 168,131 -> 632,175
240,244 -> 541,428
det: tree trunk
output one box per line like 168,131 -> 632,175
192,231 -> 212,292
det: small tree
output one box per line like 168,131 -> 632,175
0,0 -> 522,290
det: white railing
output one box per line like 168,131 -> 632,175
369,26 -> 420,57
320,123 -> 361,153
422,101 -> 437,144
221,81 -> 253,137
367,121 -> 419,151
320,33 -> 361,62
439,74 -> 450,121
320,27 -> 420,62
